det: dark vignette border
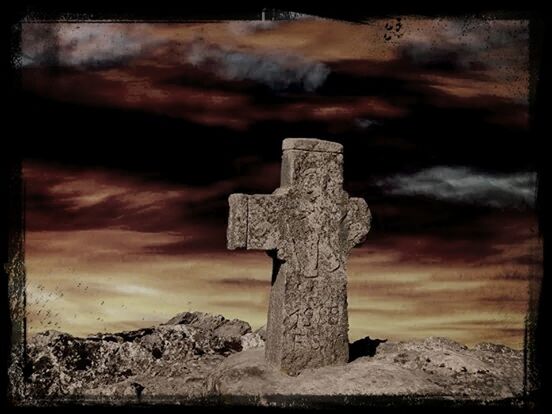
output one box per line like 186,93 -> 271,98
3,3 -> 548,412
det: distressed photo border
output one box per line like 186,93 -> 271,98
3,3 -> 547,410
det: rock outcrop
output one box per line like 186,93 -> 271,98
25,312 -> 257,400
23,312 -> 524,405
208,336 -> 524,401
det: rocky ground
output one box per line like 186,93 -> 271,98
20,312 -> 525,406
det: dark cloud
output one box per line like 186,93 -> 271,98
20,30 -> 530,176
355,205 -> 539,267
375,167 -> 536,208
354,118 -> 382,129
377,236 -> 503,266
23,159 -> 282,255
17,19 -> 538,350
20,24 -> 61,66
186,39 -> 330,92
512,254 -> 543,267
398,43 -> 482,72
397,19 -> 528,72
23,162 -> 224,233
20,19 -> 538,264
494,269 -> 541,281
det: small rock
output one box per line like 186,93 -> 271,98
254,325 -> 267,341
240,333 -> 265,351
130,382 -> 144,398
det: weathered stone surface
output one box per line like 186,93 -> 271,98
227,194 -> 248,249
24,312 -> 252,401
208,337 -> 524,400
166,311 -> 251,346
24,315 -> 524,404
282,138 -> 343,154
240,333 -> 265,351
255,325 -> 267,341
227,138 -> 371,375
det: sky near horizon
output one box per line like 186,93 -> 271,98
19,14 -> 540,348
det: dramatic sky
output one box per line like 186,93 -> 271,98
18,14 -> 541,348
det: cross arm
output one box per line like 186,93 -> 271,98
227,193 -> 285,251
345,197 -> 371,252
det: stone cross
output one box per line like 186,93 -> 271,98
227,138 -> 371,375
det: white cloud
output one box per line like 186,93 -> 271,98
21,23 -> 163,67
377,166 -> 537,208
110,283 -> 160,296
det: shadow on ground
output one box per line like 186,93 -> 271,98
349,336 -> 388,362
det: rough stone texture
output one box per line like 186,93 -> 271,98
23,315 -> 524,405
208,337 -> 524,400
255,325 -> 267,341
227,138 -> 371,375
24,312 -> 252,401
282,137 -> 343,153
240,333 -> 265,351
